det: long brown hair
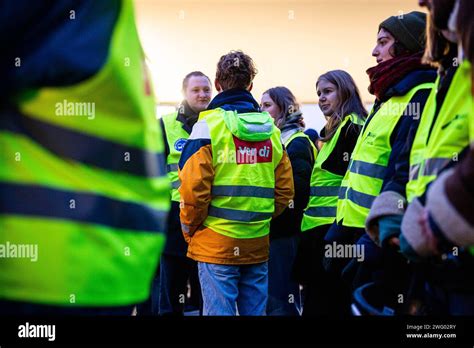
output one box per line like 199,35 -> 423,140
423,0 -> 458,70
316,70 -> 367,142
263,86 -> 300,128
457,0 -> 474,65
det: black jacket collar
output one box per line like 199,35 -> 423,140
207,88 -> 260,114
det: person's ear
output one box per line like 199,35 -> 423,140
215,80 -> 222,93
247,82 -> 253,92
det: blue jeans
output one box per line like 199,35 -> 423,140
198,262 -> 268,316
267,236 -> 301,316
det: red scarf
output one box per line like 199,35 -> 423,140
367,52 -> 432,100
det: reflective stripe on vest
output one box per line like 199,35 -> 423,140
0,0 -> 170,306
161,112 -> 190,202
407,60 -> 472,202
301,113 -> 365,230
337,83 -> 434,228
201,109 -> 283,239
211,185 -> 275,198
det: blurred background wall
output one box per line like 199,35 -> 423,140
135,0 -> 424,131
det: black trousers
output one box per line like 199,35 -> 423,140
293,224 -> 352,317
158,253 -> 201,315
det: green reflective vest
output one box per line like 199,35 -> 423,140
161,112 -> 191,202
469,75 -> 474,255
201,109 -> 283,239
302,113 -> 365,231
470,95 -> 474,144
283,130 -> 318,160
0,0 -> 170,306
470,93 -> 474,144
337,82 -> 434,228
406,60 -> 472,203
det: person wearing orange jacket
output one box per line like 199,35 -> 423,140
178,50 -> 294,315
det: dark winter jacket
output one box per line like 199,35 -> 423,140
374,69 -> 437,196
1,0 -> 120,99
320,120 -> 363,177
270,134 -> 314,239
365,69 -> 437,243
159,101 -> 199,256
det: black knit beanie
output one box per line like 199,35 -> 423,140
379,11 -> 427,54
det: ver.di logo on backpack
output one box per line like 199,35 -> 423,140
233,136 -> 272,164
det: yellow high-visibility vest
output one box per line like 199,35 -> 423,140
302,113 -> 364,231
0,0 -> 170,306
337,82 -> 434,228
197,108 -> 283,239
161,112 -> 191,202
406,60 -> 472,202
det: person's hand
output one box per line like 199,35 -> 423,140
400,198 -> 434,262
387,236 -> 400,248
418,208 -> 440,256
378,215 -> 402,248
